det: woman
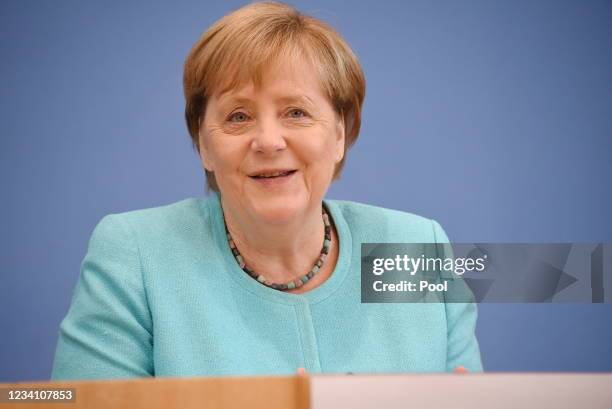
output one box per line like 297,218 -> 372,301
52,2 -> 482,379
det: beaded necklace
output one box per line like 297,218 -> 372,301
224,206 -> 332,291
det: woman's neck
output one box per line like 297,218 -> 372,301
221,198 -> 330,285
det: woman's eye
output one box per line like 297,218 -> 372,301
228,112 -> 249,122
288,109 -> 307,118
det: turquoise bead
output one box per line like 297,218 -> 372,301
324,239 -> 331,248
287,282 -> 296,290
301,276 -> 309,284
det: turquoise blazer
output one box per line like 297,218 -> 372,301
52,193 -> 482,379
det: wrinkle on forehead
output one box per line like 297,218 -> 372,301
215,63 -> 323,110
210,42 -> 331,104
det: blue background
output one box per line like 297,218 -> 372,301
1,0 -> 611,381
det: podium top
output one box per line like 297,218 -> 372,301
1,373 -> 611,409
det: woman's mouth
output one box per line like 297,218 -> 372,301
249,170 -> 297,186
250,170 -> 297,179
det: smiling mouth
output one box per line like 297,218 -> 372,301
249,170 -> 297,179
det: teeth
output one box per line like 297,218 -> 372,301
256,171 -> 291,178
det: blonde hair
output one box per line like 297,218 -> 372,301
184,1 -> 366,191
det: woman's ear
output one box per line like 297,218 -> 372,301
198,125 -> 214,172
334,113 -> 346,163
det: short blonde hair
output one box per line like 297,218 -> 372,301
184,1 -> 366,192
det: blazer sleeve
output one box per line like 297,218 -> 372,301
431,219 -> 484,373
51,214 -> 154,380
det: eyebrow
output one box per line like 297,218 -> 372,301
216,95 -> 252,107
276,95 -> 316,107
217,93 -> 316,108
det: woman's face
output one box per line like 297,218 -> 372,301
200,57 -> 345,224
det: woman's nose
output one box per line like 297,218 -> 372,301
251,117 -> 287,154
